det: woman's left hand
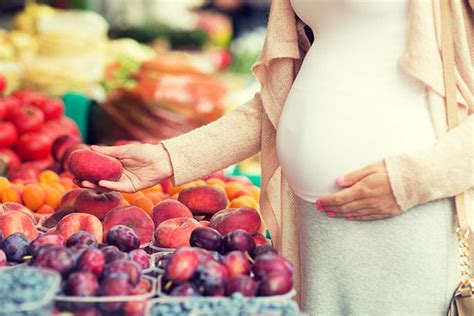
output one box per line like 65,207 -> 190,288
316,161 -> 402,221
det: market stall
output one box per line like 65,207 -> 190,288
0,2 -> 302,315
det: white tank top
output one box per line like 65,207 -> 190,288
276,0 -> 437,202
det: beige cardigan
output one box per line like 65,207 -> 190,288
163,0 -> 474,301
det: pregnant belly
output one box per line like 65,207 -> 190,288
276,85 -> 437,202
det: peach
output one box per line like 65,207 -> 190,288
200,220 -> 210,227
154,217 -> 202,249
178,186 -> 228,214
43,209 -> 76,229
67,149 -> 123,183
59,189 -> 124,220
0,211 -> 38,240
0,202 -> 37,224
51,134 -> 81,162
151,200 -> 192,226
160,178 -> 173,194
57,213 -> 103,242
209,207 -> 262,235
61,144 -> 90,170
103,206 -> 155,246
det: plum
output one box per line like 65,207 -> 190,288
106,225 -> 139,252
2,233 -> 30,263
258,273 -> 293,296
189,227 -> 222,251
221,230 -> 256,254
0,249 -> 6,266
129,249 -> 150,270
105,251 -> 129,264
192,260 -> 228,296
78,248 -> 105,276
66,271 -> 99,296
170,283 -> 201,297
34,246 -> 74,276
99,275 -> 132,312
252,254 -> 293,280
222,251 -> 251,277
102,260 -> 141,287
251,244 -> 278,259
165,247 -> 200,283
30,234 -> 65,255
66,231 -> 98,248
225,275 -> 258,297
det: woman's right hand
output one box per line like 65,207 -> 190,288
78,143 -> 173,193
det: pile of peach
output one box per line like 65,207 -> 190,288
0,170 -> 76,215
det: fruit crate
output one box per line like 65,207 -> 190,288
146,293 -> 303,316
0,267 -> 61,316
53,275 -> 157,315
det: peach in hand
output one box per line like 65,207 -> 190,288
67,149 -> 123,183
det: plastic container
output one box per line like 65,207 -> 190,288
54,275 -> 157,315
0,267 -> 61,316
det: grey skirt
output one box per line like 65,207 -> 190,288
296,197 -> 460,316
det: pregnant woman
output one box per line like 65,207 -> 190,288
82,0 -> 474,314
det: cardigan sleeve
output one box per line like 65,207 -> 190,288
384,114 -> 474,211
161,93 -> 262,186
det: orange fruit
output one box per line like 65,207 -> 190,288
142,184 -> 162,194
59,178 -> 75,191
247,186 -> 260,201
145,191 -> 164,205
43,185 -> 62,209
168,182 -> 195,196
225,182 -> 250,200
1,186 -> 22,203
36,205 -> 55,215
206,178 -> 226,190
22,184 -> 46,211
131,196 -> 154,215
50,182 -> 66,195
121,191 -> 145,203
0,177 -> 11,192
39,170 -> 60,184
229,195 -> 259,209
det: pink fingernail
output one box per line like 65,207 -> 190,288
316,200 -> 324,211
336,177 -> 347,186
346,216 -> 354,221
326,211 -> 335,217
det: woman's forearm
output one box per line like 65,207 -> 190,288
385,114 -> 474,211
161,93 -> 263,185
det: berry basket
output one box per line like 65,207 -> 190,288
146,294 -> 305,316
53,275 -> 157,315
0,267 -> 61,316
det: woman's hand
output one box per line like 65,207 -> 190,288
78,143 -> 173,193
316,161 -> 402,221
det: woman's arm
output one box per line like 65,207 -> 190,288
161,93 -> 263,185
385,114 -> 474,211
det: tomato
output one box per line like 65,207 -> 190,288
0,148 -> 21,171
8,106 -> 45,134
15,132 -> 53,161
0,121 -> 18,148
0,97 -> 20,120
45,117 -> 81,138
0,74 -> 6,95
11,90 -> 40,105
30,97 -> 65,121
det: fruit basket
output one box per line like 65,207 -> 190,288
0,267 -> 61,316
146,293 -> 304,316
53,275 -> 157,315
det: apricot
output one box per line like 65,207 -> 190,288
103,205 -> 155,246
121,191 -> 144,204
145,191 -> 164,205
130,196 -> 154,215
37,205 -> 55,215
67,149 -> 123,183
57,213 -> 103,242
206,178 -> 226,190
0,177 -> 11,192
43,185 -> 62,209
247,186 -> 260,201
22,184 -> 46,211
38,170 -> 60,184
151,200 -> 192,227
225,182 -> 249,200
154,217 -> 202,248
209,207 -> 262,235
229,196 -> 259,209
2,186 -> 22,204
178,186 -> 228,214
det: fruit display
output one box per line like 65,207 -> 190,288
149,293 -> 303,316
158,227 -> 293,298
0,267 -> 61,315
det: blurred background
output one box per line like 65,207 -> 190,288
0,0 -> 270,182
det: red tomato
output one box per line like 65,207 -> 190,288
15,132 -> 53,161
8,106 -> 45,134
11,90 -> 40,105
30,97 -> 65,121
46,117 -> 81,137
0,97 -> 20,120
0,121 -> 18,148
0,74 -> 6,95
0,148 -> 21,171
